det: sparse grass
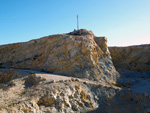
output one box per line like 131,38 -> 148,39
9,102 -> 14,107
0,84 -> 5,89
18,100 -> 23,104
22,89 -> 27,94
22,109 -> 31,112
20,89 -> 27,96
27,97 -> 32,101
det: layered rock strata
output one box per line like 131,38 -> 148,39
0,29 -> 119,83
109,44 -> 150,71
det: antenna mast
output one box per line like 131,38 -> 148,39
77,15 -> 79,30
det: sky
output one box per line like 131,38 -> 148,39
0,0 -> 150,46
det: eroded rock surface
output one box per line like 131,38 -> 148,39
0,68 -> 117,113
109,44 -> 150,71
1,68 -> 150,113
1,30 -> 150,113
0,29 -> 119,83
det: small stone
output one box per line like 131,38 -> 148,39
75,79 -> 79,82
144,92 -> 148,96
94,95 -> 98,101
9,68 -> 14,71
30,72 -> 34,74
75,85 -> 80,90
64,80 -> 68,82
77,100 -> 84,107
71,78 -> 75,82
72,105 -> 78,111
59,80 -> 64,83
51,80 -> 55,83
10,81 -> 15,86
42,78 -> 46,81
37,96 -> 55,106
84,101 -> 91,107
67,80 -> 71,82
69,95 -> 74,99
64,101 -> 70,107
83,81 -> 87,84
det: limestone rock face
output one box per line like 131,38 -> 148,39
109,44 -> 150,71
0,29 -> 118,83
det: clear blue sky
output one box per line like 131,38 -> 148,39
0,0 -> 150,46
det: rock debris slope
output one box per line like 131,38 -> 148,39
0,29 -> 119,83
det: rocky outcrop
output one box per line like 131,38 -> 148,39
1,30 -> 150,112
1,68 -> 150,113
109,44 -> 150,71
0,29 -> 119,83
0,68 -> 116,113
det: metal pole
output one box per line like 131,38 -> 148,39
77,15 -> 79,30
